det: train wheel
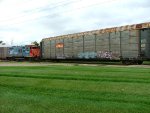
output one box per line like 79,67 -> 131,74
137,60 -> 143,65
122,60 -> 130,65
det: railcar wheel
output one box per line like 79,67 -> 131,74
122,60 -> 130,65
137,60 -> 143,65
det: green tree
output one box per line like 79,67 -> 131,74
0,41 -> 3,44
31,41 -> 39,46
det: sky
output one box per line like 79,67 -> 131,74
0,0 -> 150,45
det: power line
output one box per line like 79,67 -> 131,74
0,0 -> 120,27
0,0 -> 82,23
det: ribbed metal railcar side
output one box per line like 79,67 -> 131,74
73,35 -> 83,58
120,30 -> 140,59
64,38 -> 73,58
55,39 -> 63,59
140,28 -> 150,60
41,30 -> 142,60
8,46 -> 24,58
109,32 -> 120,60
41,22 -> 150,63
41,40 -> 51,59
51,40 -> 56,59
0,47 -> 9,59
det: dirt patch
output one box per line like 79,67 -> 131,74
0,61 -> 150,68
0,62 -> 50,66
0,61 -> 76,67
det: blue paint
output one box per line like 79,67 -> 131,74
8,46 -> 30,57
78,52 -> 97,59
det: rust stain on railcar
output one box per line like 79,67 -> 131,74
136,24 -> 142,29
142,23 -> 149,28
56,43 -> 64,48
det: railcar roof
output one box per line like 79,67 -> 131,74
42,22 -> 150,41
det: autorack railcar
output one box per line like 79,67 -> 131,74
41,22 -> 150,64
0,45 -> 9,60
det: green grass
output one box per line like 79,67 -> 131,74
0,65 -> 150,113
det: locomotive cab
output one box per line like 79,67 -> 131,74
29,46 -> 40,58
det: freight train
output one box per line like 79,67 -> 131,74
0,22 -> 150,64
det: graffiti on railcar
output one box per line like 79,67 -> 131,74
56,54 -> 72,59
77,51 -> 120,59
56,54 -> 65,59
97,51 -> 112,59
78,52 -> 97,59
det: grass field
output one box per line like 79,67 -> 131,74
0,64 -> 150,113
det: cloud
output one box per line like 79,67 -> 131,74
0,0 -> 150,45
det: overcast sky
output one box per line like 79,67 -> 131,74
0,0 -> 150,45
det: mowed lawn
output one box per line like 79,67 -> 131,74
0,64 -> 150,113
